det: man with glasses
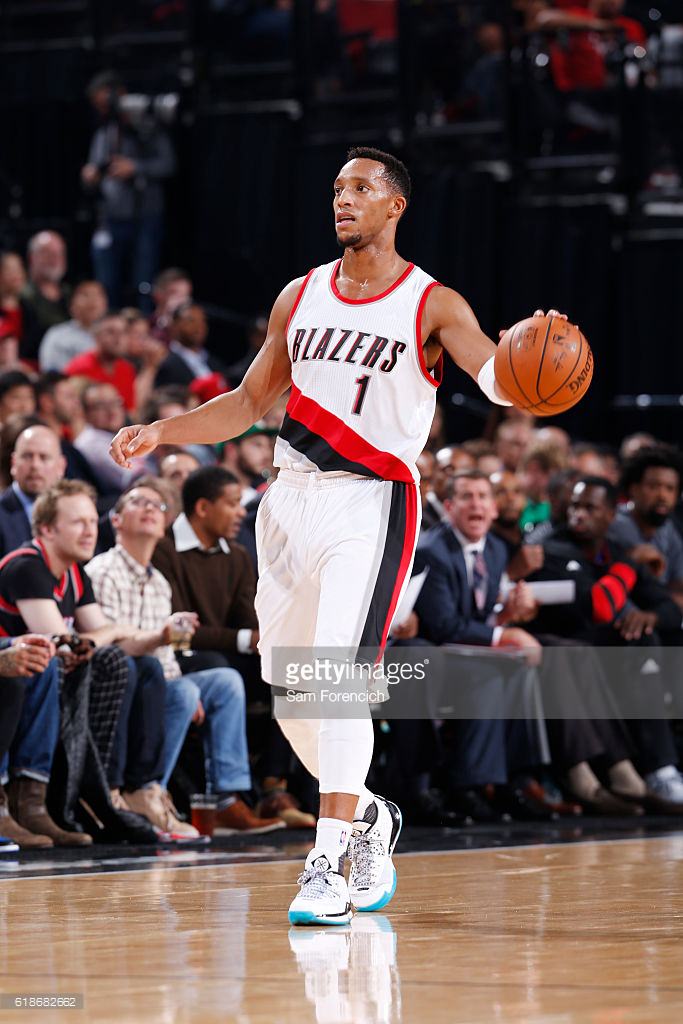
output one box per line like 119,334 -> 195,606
87,479 -> 284,834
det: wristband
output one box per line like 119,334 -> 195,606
477,355 -> 512,406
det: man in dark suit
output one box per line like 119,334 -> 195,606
0,424 -> 66,557
155,303 -> 230,389
528,476 -> 683,811
413,469 -> 548,820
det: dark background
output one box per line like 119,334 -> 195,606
1,0 -> 682,445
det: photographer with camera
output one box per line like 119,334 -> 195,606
81,71 -> 176,311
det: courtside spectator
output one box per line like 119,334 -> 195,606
528,477 -> 683,808
610,447 -> 683,606
0,635 -> 59,847
413,470 -> 547,820
89,480 -> 282,834
38,281 -> 107,372
64,313 -> 136,413
151,467 -> 259,667
20,231 -> 70,362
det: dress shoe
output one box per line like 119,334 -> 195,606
576,785 -> 643,817
447,787 -> 507,823
522,778 -> 582,817
256,789 -> 316,829
124,783 -> 201,840
491,784 -> 559,822
409,789 -> 471,827
110,788 -> 130,812
214,796 -> 285,834
0,782 -> 52,849
7,778 -> 92,846
609,787 -> 683,816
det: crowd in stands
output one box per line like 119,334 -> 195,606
0,227 -> 682,850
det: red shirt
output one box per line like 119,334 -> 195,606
64,350 -> 136,411
0,306 -> 22,341
551,10 -> 646,91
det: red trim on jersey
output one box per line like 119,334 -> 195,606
329,260 -> 415,305
0,546 -> 38,573
286,383 -> 414,483
70,564 -> 84,603
415,281 -> 443,389
378,483 -> 419,657
0,593 -> 19,615
285,269 -> 315,336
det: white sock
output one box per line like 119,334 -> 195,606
315,817 -> 352,873
354,786 -> 375,822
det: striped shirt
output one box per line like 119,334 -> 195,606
86,543 -> 181,680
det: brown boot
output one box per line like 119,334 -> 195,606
0,782 -> 53,849
7,778 -> 92,847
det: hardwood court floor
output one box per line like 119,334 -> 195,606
2,836 -> 683,1023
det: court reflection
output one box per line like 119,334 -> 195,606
288,915 -> 401,1024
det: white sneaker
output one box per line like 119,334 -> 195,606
645,765 -> 683,804
288,849 -> 353,927
349,795 -> 402,912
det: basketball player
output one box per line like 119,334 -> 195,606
110,147 -> 565,926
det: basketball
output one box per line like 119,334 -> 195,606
494,314 -> 593,416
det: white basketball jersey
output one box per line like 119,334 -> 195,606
275,258 -> 443,484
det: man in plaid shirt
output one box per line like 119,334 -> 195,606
87,477 -> 283,834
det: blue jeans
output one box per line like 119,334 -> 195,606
91,214 -> 163,312
162,668 -> 251,794
0,658 -> 61,784
109,657 -> 167,791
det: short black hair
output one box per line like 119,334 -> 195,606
35,370 -> 68,400
0,371 -> 35,401
182,466 -> 240,517
574,475 -> 618,508
620,445 -> 682,496
346,147 -> 411,206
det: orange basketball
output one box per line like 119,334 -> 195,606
494,314 -> 593,416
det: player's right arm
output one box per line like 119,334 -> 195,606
109,277 -> 304,467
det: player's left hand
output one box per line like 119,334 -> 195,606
498,309 -> 569,341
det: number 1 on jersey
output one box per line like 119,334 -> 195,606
352,375 -> 370,416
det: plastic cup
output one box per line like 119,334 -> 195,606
190,794 -> 217,837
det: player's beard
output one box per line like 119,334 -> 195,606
336,231 -> 363,249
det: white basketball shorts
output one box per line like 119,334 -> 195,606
255,470 -> 421,684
